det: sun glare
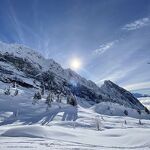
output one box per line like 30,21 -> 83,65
70,58 -> 81,70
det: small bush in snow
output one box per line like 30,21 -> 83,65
14,109 -> 19,117
32,91 -> 41,104
4,87 -> 10,95
144,107 -> 150,114
36,92 -> 41,99
137,109 -> 141,115
41,82 -> 45,95
101,116 -> 104,120
124,110 -> 128,116
56,93 -> 63,103
12,81 -> 16,88
45,92 -> 54,108
41,86 -> 45,96
124,120 -> 127,125
14,89 -> 19,96
73,121 -> 76,129
138,119 -> 142,125
95,116 -> 101,131
67,94 -> 77,106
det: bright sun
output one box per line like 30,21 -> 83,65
70,58 -> 81,70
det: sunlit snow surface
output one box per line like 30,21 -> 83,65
0,82 -> 150,150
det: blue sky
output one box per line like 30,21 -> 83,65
0,0 -> 150,94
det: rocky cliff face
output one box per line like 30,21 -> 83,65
101,80 -> 145,110
0,41 -> 146,110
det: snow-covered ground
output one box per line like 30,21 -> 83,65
0,82 -> 150,150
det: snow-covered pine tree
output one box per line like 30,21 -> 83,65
33,93 -> 37,99
139,119 -> 142,125
124,110 -> 128,116
41,82 -> 45,95
95,116 -> 101,131
56,92 -> 63,103
137,109 -> 141,115
144,107 -> 150,114
36,91 -> 42,99
14,89 -> 19,96
32,91 -> 41,104
12,81 -> 16,88
4,86 -> 10,95
45,92 -> 53,108
124,120 -> 127,124
48,72 -> 55,90
14,109 -> 19,117
67,94 -> 77,106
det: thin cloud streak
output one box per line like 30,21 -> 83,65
122,17 -> 150,31
124,82 -> 150,91
95,64 -> 140,86
93,40 -> 118,55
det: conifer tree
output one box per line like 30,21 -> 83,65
32,91 -> 41,104
14,89 -> 19,96
4,86 -> 10,95
139,119 -> 142,125
144,107 -> 150,114
45,92 -> 53,108
124,110 -> 128,116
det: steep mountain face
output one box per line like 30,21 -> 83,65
101,80 -> 145,110
0,41 -> 146,110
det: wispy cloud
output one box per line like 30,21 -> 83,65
122,17 -> 150,31
124,82 -> 150,91
96,64 -> 139,86
93,40 -> 118,55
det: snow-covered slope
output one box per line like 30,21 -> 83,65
0,82 -> 150,149
0,41 -> 101,92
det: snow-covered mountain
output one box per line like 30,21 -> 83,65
0,41 -> 147,111
0,41 -> 150,149
101,80 -> 145,110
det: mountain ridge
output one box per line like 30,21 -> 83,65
0,41 -> 147,111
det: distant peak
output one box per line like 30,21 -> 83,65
102,80 -> 121,90
104,80 -> 115,85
